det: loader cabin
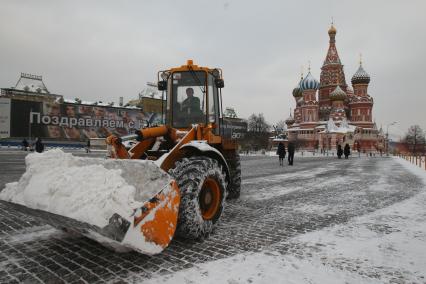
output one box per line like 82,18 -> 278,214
157,60 -> 224,133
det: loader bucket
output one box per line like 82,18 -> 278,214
0,149 -> 180,255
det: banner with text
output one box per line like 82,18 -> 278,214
10,100 -> 161,140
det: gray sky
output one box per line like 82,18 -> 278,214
1,0 -> 425,139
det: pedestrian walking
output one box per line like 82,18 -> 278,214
34,137 -> 44,153
22,138 -> 29,151
276,142 -> 286,166
337,144 -> 343,159
86,139 -> 91,153
287,141 -> 295,166
344,143 -> 350,159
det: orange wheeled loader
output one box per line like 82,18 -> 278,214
2,60 -> 241,255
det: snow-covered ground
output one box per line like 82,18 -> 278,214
148,157 -> 426,283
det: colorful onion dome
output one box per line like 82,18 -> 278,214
330,86 -> 347,101
285,115 -> 295,125
351,64 -> 370,85
328,24 -> 337,35
292,85 -> 302,97
300,72 -> 320,91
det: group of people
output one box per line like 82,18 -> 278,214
276,142 -> 295,166
22,138 -> 45,153
276,142 -> 352,166
337,144 -> 351,159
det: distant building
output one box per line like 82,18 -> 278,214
286,25 -> 384,153
0,73 -> 161,143
127,85 -> 165,113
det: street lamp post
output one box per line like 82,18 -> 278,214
386,121 -> 397,156
28,108 -> 32,143
325,127 -> 330,156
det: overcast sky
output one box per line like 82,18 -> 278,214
1,0 -> 425,139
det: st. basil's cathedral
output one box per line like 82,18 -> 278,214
285,24 -> 384,152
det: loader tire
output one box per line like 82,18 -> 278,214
225,151 -> 241,199
170,156 -> 226,239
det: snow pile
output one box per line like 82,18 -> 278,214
0,149 -> 172,228
327,118 -> 338,132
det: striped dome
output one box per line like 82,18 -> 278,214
351,64 -> 370,85
292,85 -> 302,97
300,72 -> 320,91
330,86 -> 347,101
285,115 -> 295,125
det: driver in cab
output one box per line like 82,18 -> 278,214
181,87 -> 201,115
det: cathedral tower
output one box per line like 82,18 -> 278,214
300,71 -> 319,127
349,61 -> 374,128
329,85 -> 347,121
292,74 -> 303,124
319,24 -> 347,120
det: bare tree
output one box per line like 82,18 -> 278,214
248,113 -> 269,133
404,125 -> 426,154
275,120 -> 286,133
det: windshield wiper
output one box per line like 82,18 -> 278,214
188,66 -> 206,94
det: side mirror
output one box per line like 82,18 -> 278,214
158,80 -> 167,91
215,78 -> 224,88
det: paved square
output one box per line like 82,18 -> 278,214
0,151 -> 423,283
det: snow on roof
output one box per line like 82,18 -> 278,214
289,128 -> 315,131
63,98 -> 141,110
14,73 -> 49,94
139,86 -> 163,99
321,118 -> 357,134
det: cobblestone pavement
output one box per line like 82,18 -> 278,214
0,151 -> 423,283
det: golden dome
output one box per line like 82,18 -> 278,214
328,24 -> 337,35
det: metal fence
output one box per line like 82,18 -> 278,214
398,154 -> 426,170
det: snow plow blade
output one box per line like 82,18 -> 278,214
0,150 -> 181,255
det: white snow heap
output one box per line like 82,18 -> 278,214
340,117 -> 349,129
324,118 -> 356,134
0,149 -> 172,228
326,118 -> 338,132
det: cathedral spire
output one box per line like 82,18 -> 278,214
324,23 -> 341,65
319,23 -> 348,118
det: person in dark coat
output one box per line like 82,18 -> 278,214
276,142 -> 286,166
337,144 -> 343,159
86,139 -> 91,153
287,141 -> 295,166
344,143 -> 350,159
34,138 -> 44,153
22,139 -> 29,151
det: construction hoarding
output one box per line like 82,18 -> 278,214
7,99 -> 162,140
